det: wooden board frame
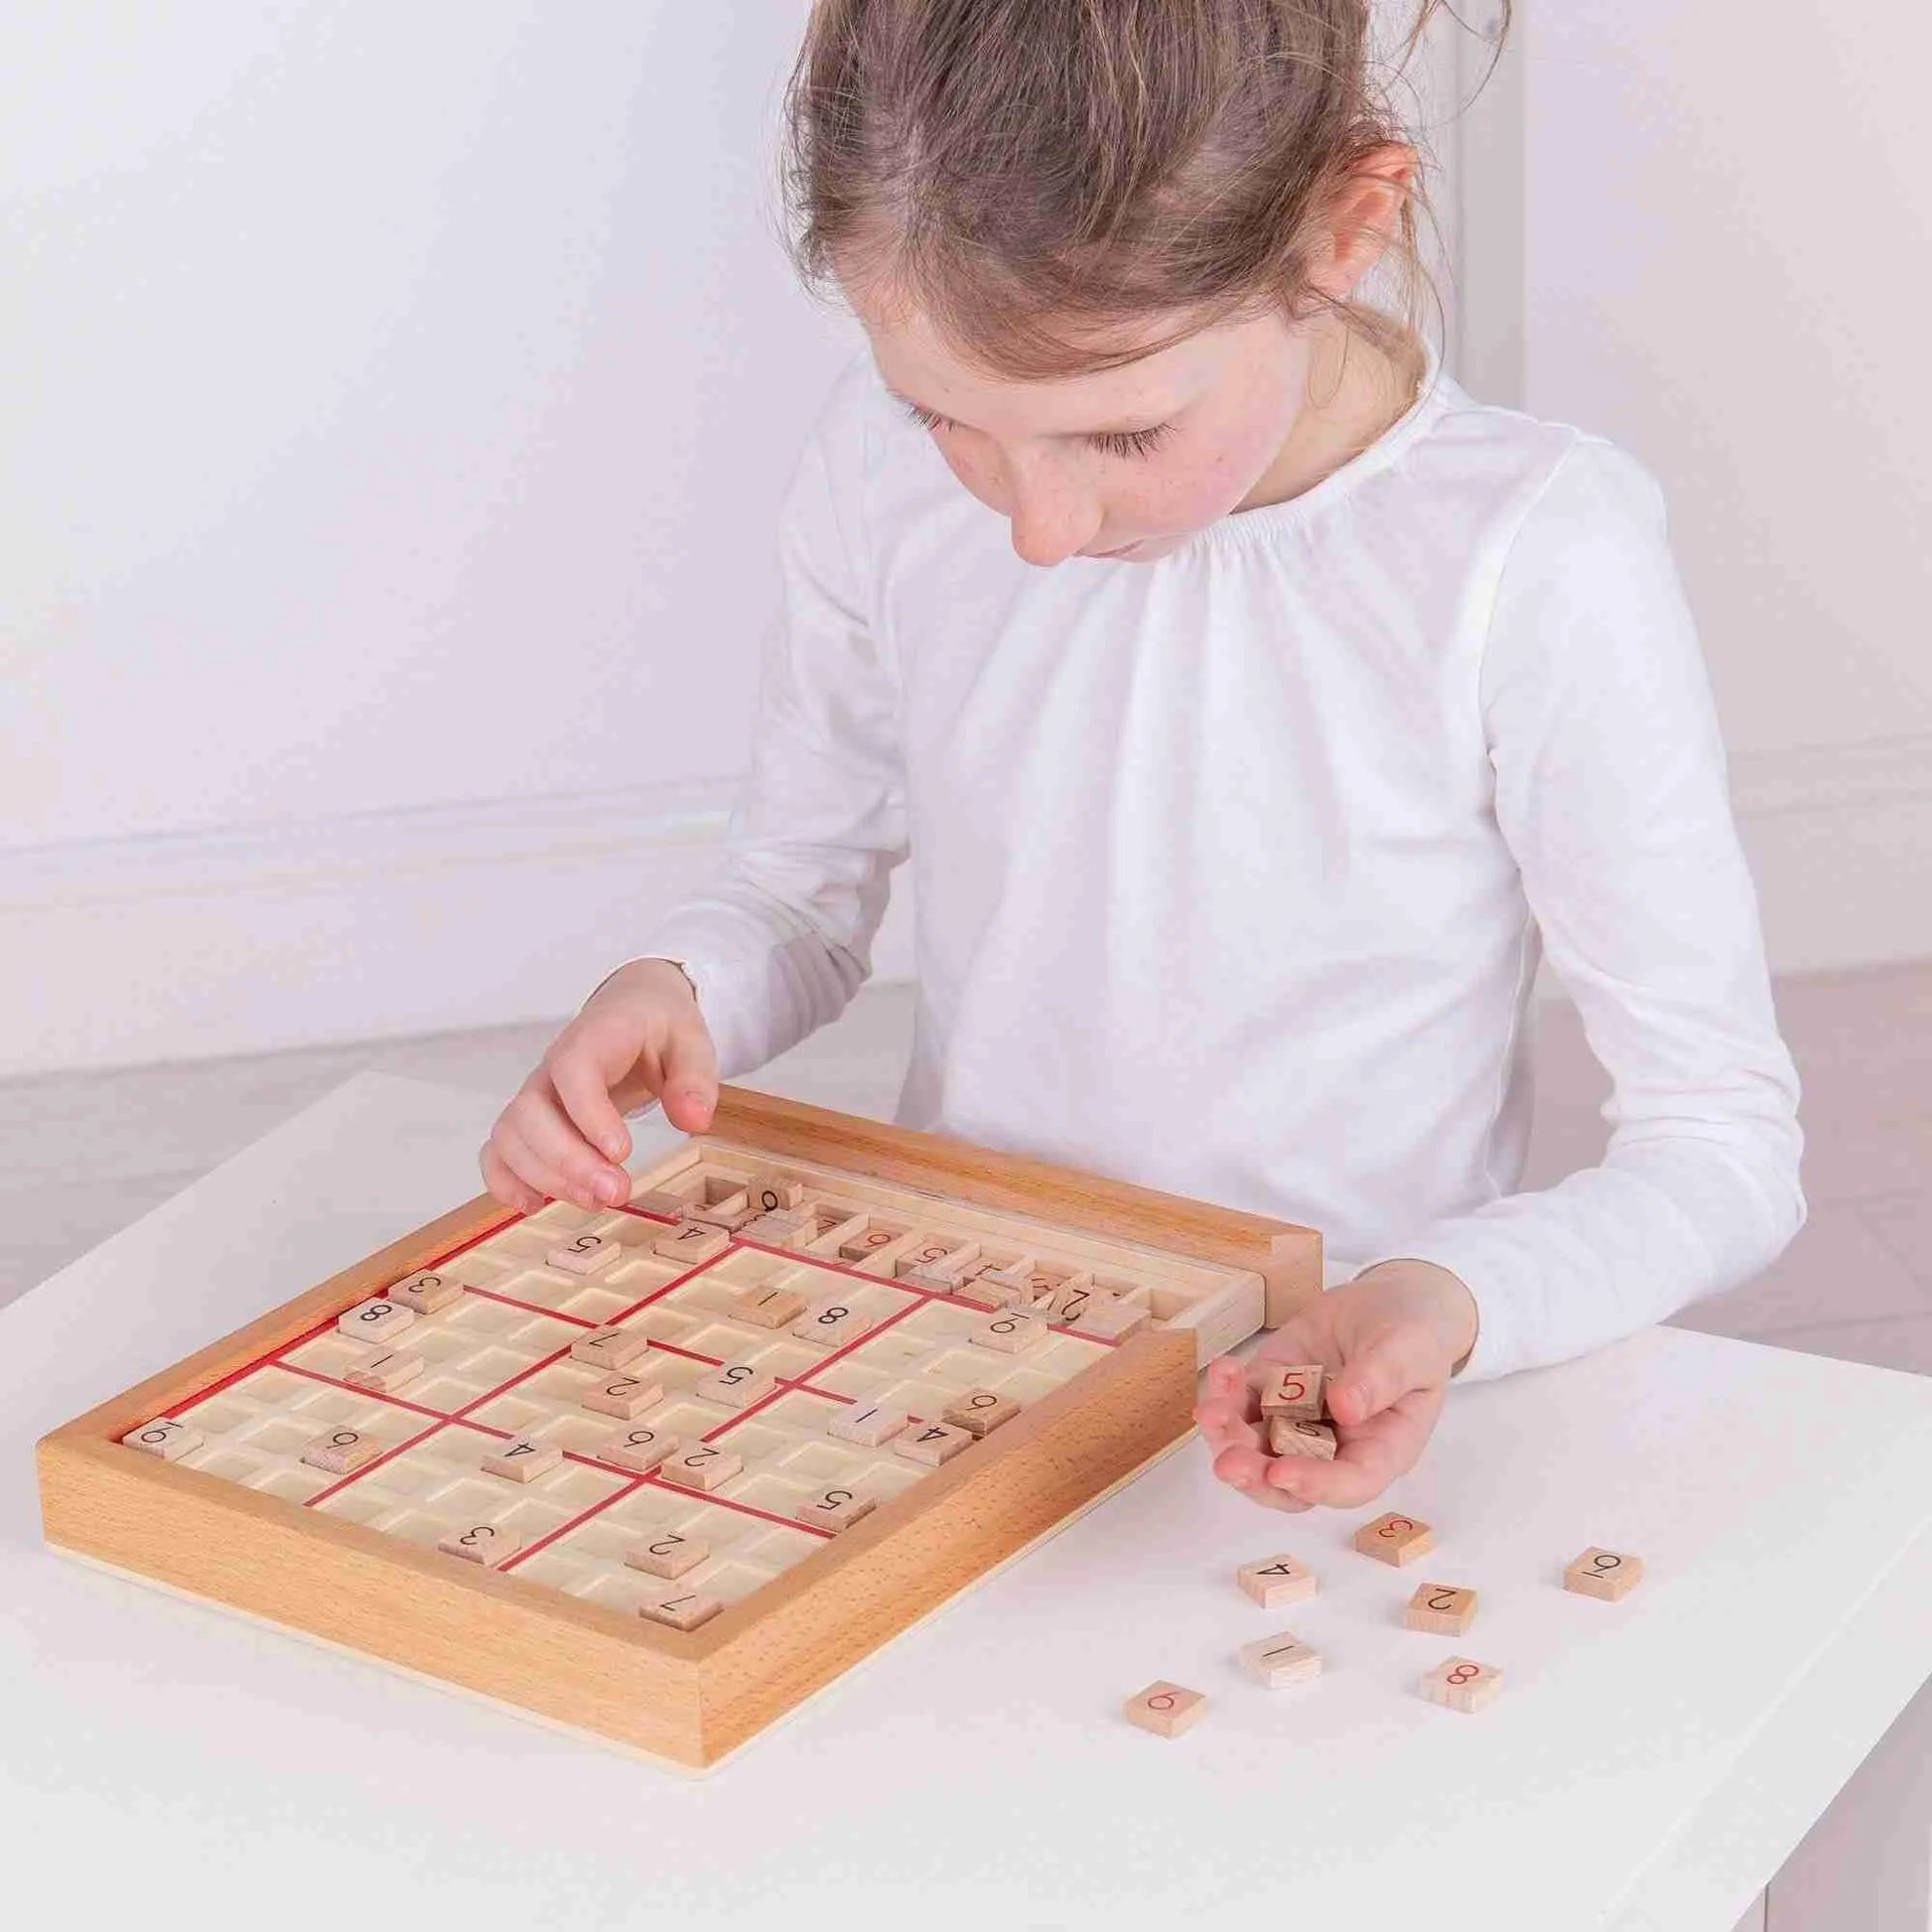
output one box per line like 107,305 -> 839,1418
36,1086 -> 1320,1770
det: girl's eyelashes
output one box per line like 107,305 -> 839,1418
1088,422 -> 1173,460
897,397 -> 1174,460
900,400 -> 952,436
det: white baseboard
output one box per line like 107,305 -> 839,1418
1728,735 -> 1932,977
1,781 -> 914,1078
7,738 -> 1929,1077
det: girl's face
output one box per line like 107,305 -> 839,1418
848,291 -> 1331,566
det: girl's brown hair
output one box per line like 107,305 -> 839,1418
783,0 -> 1502,382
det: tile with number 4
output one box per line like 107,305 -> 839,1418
1237,1553 -> 1318,1608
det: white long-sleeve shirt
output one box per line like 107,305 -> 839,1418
615,346 -> 1805,1382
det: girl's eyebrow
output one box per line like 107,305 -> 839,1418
884,383 -> 1172,438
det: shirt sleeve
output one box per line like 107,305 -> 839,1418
581,361 -> 909,1082
1392,437 -> 1806,1381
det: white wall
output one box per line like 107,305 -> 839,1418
9,2 -> 1927,1076
3,2 -> 875,1074
1464,0 -> 1932,973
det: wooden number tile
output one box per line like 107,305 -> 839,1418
391,1269 -> 465,1314
1035,1273 -> 1098,1323
640,1590 -> 723,1632
795,1484 -> 878,1532
972,1311 -> 1049,1354
827,1404 -> 908,1448
1420,1656 -> 1503,1713
1239,1632 -> 1323,1689
837,1217 -> 908,1264
900,1263 -> 966,1294
966,1257 -> 1037,1307
582,1372 -> 665,1420
1405,1584 -> 1478,1635
121,1419 -> 202,1460
943,1389 -> 1021,1439
653,1222 -> 730,1266
694,1360 -> 780,1410
746,1171 -> 806,1214
624,1530 -> 709,1580
895,1421 -> 976,1467
1024,1266 -> 1070,1304
1124,1682 -> 1207,1738
628,1188 -> 688,1220
344,1352 -> 427,1398
1354,1511 -> 1436,1567
896,1237 -> 981,1285
660,1444 -> 744,1493
1259,1363 -> 1326,1421
740,1209 -> 813,1248
734,1285 -> 809,1329
344,1348 -> 425,1395
570,1324 -> 653,1373
336,1298 -> 417,1345
546,1232 -> 623,1277
482,1433 -> 564,1482
599,1424 -> 679,1473
301,1427 -> 382,1476
438,1522 -> 521,1568
1268,1417 -> 1338,1461
1237,1553 -> 1318,1608
1564,1547 -> 1645,1601
1065,1293 -> 1152,1342
690,1189 -> 755,1232
789,1296 -> 874,1348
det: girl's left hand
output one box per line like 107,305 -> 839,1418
1194,1258 -> 1478,1513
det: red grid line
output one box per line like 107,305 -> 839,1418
156,1177 -> 1137,1582
495,1473 -> 653,1572
699,1292 -> 934,1443
728,1232 -> 1127,1348
304,1417 -> 447,1507
462,1284 -> 601,1326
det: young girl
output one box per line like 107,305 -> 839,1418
482,0 -> 1804,1518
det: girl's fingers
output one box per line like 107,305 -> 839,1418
479,1140 -> 545,1214
1211,1443 -> 1312,1512
548,1035 -> 637,1167
1194,1397 -> 1262,1458
546,1047 -> 636,1191
657,1018 -> 720,1134
1324,1320 -> 1437,1427
1264,1389 -> 1442,1508
493,1108 -> 603,1213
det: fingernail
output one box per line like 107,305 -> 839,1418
598,1175 -> 625,1205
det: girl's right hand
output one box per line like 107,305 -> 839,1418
480,958 -> 719,1214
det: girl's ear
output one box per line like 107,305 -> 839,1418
1306,144 -> 1418,300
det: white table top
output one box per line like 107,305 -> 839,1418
5,1071 -> 1931,1932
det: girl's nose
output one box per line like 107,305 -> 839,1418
1006,473 -> 1102,569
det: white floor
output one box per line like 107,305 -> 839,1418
7,962 -> 1929,1932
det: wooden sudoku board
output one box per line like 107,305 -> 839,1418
37,1087 -> 1319,1769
